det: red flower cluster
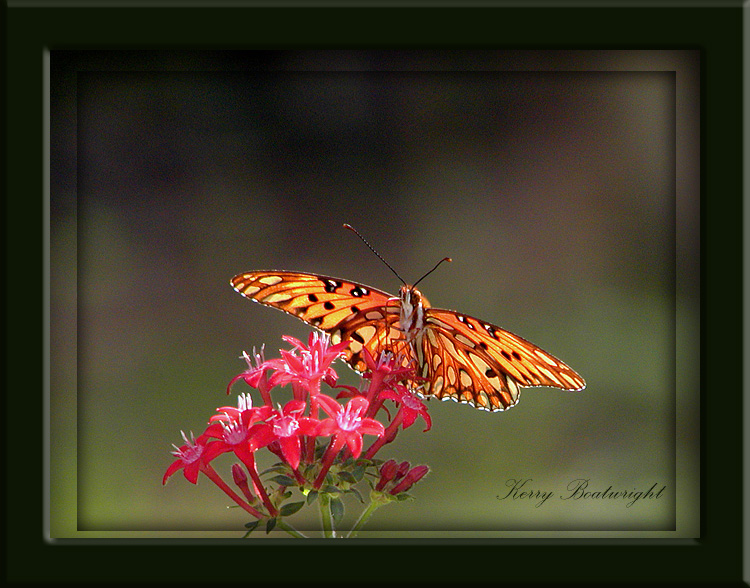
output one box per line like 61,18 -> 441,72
164,333 -> 431,531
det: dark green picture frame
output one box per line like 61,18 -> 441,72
4,1 -> 743,584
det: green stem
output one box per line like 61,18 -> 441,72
346,497 -> 387,538
319,493 -> 336,538
277,520 -> 308,539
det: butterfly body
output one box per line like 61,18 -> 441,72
231,270 -> 585,412
394,285 -> 428,341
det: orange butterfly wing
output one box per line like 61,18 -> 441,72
230,271 -> 400,372
420,308 -> 585,411
231,271 -> 585,413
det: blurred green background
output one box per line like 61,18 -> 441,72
50,50 -> 699,538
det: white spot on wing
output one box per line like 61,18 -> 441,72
469,354 -> 491,375
355,325 -> 377,344
437,332 -> 458,356
262,292 -> 292,303
506,377 -> 519,402
455,333 -> 475,348
427,317 -> 452,330
560,371 -> 583,389
446,365 -> 456,385
258,275 -> 283,286
538,365 -> 562,385
534,349 -> 559,366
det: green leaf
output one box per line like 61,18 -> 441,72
351,464 -> 366,482
270,474 -> 296,487
396,492 -> 414,502
330,497 -> 345,524
338,471 -> 358,484
260,464 -> 290,476
314,444 -> 327,460
346,487 -> 364,503
280,501 -> 305,517
265,518 -> 277,533
306,490 -> 319,505
321,485 -> 341,495
243,520 -> 260,533
340,456 -> 355,468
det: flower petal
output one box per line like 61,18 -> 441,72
162,459 -> 184,484
346,395 -> 369,414
315,419 -> 338,437
183,461 -> 202,484
402,409 -> 418,429
202,440 -> 231,463
297,416 -> 321,436
282,399 -> 307,415
343,431 -> 363,458
358,418 -> 385,437
248,424 -> 277,450
420,410 -> 432,432
316,394 -> 343,418
278,435 -> 301,470
281,334 -> 305,350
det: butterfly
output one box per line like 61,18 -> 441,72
231,262 -> 585,413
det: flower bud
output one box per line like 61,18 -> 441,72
375,459 -> 398,491
390,465 -> 429,495
394,460 -> 410,481
231,463 -> 256,504
231,463 -> 248,485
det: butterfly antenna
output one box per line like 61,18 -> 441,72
412,256 -> 453,289
343,223 -> 407,286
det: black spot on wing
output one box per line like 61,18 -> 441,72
324,279 -> 342,293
